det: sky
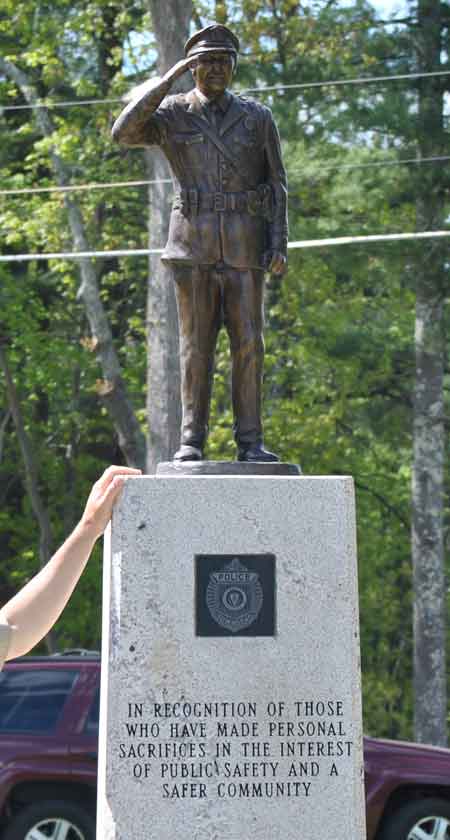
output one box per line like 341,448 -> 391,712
342,0 -> 410,16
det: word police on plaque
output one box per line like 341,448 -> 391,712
195,554 -> 276,637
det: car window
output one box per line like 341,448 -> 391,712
85,687 -> 100,736
0,668 -> 78,733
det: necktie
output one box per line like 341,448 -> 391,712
209,102 -> 221,131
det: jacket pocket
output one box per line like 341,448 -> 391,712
173,131 -> 204,145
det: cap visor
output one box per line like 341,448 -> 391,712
187,46 -> 236,57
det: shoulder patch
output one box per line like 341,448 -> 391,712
238,95 -> 268,116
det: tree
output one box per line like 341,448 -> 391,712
0,0 -> 150,649
411,0 -> 448,746
0,2 -> 146,469
0,342 -> 56,652
144,0 -> 192,471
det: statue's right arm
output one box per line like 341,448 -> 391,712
111,57 -> 193,147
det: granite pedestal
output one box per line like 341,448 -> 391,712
97,475 -> 366,840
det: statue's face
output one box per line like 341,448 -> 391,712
191,51 -> 234,97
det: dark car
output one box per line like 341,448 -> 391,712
0,653 -> 99,840
365,735 -> 450,839
1,654 -> 450,840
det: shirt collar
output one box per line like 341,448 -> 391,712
194,88 -> 231,114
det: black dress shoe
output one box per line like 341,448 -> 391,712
173,444 -> 203,461
237,443 -> 280,463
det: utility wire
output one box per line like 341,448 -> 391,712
292,154 -> 450,175
0,178 -> 172,196
0,230 -> 448,263
0,96 -> 122,112
241,69 -> 450,94
1,155 -> 448,197
1,69 -> 449,112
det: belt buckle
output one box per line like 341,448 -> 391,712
214,192 -> 226,212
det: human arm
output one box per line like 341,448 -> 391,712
263,110 -> 288,276
111,57 -> 193,146
0,465 -> 141,660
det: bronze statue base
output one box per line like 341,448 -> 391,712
156,461 -> 301,476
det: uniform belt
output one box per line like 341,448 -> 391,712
173,189 -> 265,215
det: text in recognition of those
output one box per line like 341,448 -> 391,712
118,698 -> 354,800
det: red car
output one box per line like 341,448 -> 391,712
0,654 -> 98,840
0,654 -> 450,840
365,735 -> 450,839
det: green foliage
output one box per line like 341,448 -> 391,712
0,0 -> 150,651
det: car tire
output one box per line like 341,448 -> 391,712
378,797 -> 450,839
3,800 -> 95,840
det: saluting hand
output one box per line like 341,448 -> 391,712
164,56 -> 195,85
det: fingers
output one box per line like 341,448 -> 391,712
82,477 -> 124,538
82,468 -> 142,537
96,465 -> 142,493
99,474 -> 127,509
169,57 -> 194,80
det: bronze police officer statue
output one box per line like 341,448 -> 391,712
112,24 -> 288,462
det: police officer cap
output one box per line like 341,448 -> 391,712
184,24 -> 240,59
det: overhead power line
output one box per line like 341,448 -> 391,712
242,69 -> 450,94
1,155 -> 448,197
0,178 -> 172,196
1,69 -> 449,113
0,230 -> 448,263
1,96 -> 122,112
288,231 -> 450,248
310,155 -> 450,173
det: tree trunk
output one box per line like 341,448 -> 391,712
145,0 -> 192,472
412,0 -> 447,746
0,410 -> 11,464
145,150 -> 181,471
0,58 -> 147,471
0,345 -> 56,654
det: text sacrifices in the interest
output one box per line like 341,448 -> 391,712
117,699 -> 354,800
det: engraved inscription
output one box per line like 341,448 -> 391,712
118,697 -> 354,801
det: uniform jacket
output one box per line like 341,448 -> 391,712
116,88 -> 288,270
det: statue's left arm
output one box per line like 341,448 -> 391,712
263,110 -> 289,276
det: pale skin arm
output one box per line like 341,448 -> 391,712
0,465 -> 141,660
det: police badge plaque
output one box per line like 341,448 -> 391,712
195,554 -> 275,637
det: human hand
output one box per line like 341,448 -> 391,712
80,465 -> 142,539
164,57 -> 195,85
124,58 -> 191,103
266,252 -> 287,276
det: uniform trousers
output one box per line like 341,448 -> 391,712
173,263 -> 265,451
